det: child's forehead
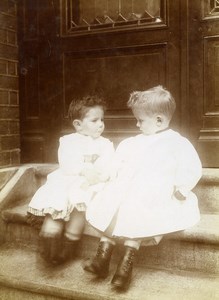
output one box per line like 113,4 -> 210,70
83,105 -> 104,117
132,108 -> 156,119
132,107 -> 147,116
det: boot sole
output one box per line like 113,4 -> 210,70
84,264 -> 109,279
111,276 -> 131,290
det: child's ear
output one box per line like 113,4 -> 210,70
156,115 -> 163,126
73,119 -> 81,130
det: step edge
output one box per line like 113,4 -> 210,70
0,274 -> 113,300
2,204 -> 219,245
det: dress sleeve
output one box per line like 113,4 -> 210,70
174,137 -> 202,197
58,136 -> 90,176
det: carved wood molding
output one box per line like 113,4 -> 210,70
202,0 -> 219,20
60,0 -> 167,36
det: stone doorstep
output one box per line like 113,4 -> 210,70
0,165 -> 218,215
1,203 -> 219,246
0,165 -> 218,187
199,168 -> 219,183
0,168 -> 18,191
0,244 -> 218,300
1,164 -> 218,215
1,165 -> 218,189
1,207 -> 219,275
18,164 -> 219,179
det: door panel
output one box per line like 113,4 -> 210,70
62,44 -> 167,145
189,0 -> 219,166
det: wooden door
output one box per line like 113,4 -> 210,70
189,0 -> 219,166
18,0 -> 62,162
18,0 -> 189,163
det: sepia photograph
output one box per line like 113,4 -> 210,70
0,0 -> 219,299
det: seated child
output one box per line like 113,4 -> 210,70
84,86 -> 202,290
27,95 -> 114,265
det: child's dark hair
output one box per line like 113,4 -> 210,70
68,95 -> 106,121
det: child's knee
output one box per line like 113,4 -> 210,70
64,221 -> 85,240
64,210 -> 86,240
40,215 -> 64,238
64,231 -> 82,241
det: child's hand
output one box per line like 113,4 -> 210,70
83,154 -> 99,163
174,190 -> 186,201
80,181 -> 90,190
82,168 -> 101,185
76,203 -> 86,211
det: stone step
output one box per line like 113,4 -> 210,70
0,165 -> 219,279
0,165 -> 219,214
0,164 -> 57,211
1,203 -> 219,275
0,243 -> 218,300
2,203 -> 219,244
32,165 -> 219,214
193,168 -> 219,214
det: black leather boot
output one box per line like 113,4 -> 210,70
58,237 -> 80,262
40,236 -> 63,265
111,246 -> 136,290
83,241 -> 114,278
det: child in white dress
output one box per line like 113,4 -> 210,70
27,95 -> 114,264
84,86 -> 202,290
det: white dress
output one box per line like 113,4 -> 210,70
28,133 -> 114,221
86,129 -> 202,239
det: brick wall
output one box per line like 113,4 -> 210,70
0,0 -> 20,167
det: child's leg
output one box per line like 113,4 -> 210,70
64,208 -> 85,241
39,214 -> 64,264
111,239 -> 141,290
112,236 -> 163,290
83,235 -> 116,278
61,209 -> 86,261
40,214 -> 64,238
123,239 -> 141,250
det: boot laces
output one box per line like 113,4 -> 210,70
121,251 -> 134,273
96,243 -> 111,258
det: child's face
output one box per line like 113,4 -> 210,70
132,108 -> 162,135
77,106 -> 105,138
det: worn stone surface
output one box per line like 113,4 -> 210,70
0,244 -> 218,300
0,168 -> 17,191
0,166 -> 219,298
1,205 -> 219,274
